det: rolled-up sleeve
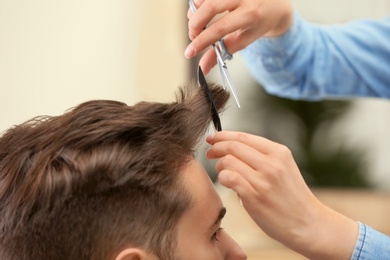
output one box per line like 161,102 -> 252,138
241,12 -> 390,100
351,222 -> 390,260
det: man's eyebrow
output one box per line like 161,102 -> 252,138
210,207 -> 227,230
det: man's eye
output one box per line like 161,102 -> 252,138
211,227 -> 223,241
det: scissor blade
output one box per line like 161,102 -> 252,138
213,43 -> 240,107
221,65 -> 241,108
189,0 -> 196,13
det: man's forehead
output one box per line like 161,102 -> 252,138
176,159 -> 226,235
181,159 -> 224,211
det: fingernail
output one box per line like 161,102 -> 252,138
205,147 -> 211,158
200,65 -> 209,75
206,133 -> 215,142
184,44 -> 195,58
188,32 -> 195,41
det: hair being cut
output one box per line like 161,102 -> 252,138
0,83 -> 229,260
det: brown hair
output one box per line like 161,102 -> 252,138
0,83 -> 229,260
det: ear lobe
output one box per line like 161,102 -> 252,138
115,248 -> 149,260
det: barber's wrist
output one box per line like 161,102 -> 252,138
292,203 -> 358,260
265,7 -> 294,37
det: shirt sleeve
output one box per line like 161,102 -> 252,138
241,11 -> 390,100
351,222 -> 390,259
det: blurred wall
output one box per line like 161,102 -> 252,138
294,0 -> 390,22
0,0 -> 188,133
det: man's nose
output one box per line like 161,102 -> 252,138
224,233 -> 247,260
229,246 -> 247,260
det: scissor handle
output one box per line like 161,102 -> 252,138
219,39 -> 233,61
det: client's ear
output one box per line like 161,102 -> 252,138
115,248 -> 153,260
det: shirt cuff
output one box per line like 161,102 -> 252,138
351,222 -> 390,260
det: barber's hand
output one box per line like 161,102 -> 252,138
206,131 -> 358,260
185,0 -> 293,75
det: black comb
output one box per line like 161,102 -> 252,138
198,66 -> 222,131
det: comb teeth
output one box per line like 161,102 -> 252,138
198,66 -> 222,132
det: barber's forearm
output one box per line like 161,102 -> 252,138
290,204 -> 358,260
264,3 -> 294,37
242,12 -> 390,100
306,206 -> 359,260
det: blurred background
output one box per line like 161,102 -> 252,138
1,0 -> 390,259
0,0 -> 189,131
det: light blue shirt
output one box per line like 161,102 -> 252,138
352,222 -> 390,259
241,12 -> 390,259
242,12 -> 390,100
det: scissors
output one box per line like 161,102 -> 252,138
189,0 -> 241,108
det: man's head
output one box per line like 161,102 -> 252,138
0,83 -> 246,259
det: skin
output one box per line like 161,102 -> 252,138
185,0 -> 294,75
206,131 -> 359,260
175,159 -> 247,260
115,159 -> 247,260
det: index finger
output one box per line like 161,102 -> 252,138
188,0 -> 237,41
187,0 -> 206,20
206,131 -> 279,155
